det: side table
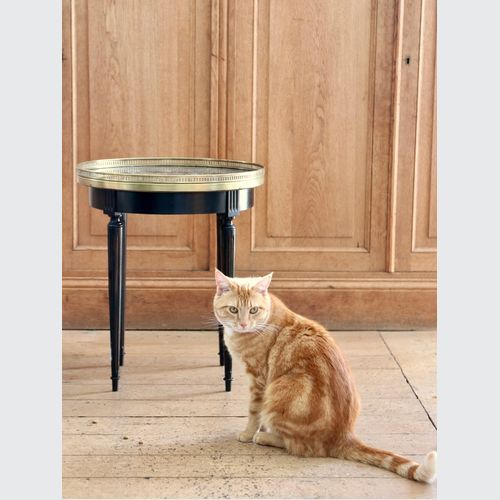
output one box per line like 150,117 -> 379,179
76,157 -> 265,392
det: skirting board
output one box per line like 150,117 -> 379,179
63,278 -> 436,330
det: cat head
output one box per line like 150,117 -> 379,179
213,269 -> 273,333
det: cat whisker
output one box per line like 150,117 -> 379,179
199,319 -> 222,328
198,314 -> 222,325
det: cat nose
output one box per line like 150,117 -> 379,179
240,322 -> 247,328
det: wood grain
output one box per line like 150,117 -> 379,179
63,476 -> 435,499
62,398 -> 428,417
63,453 -> 428,478
412,0 -> 437,251
62,283 -> 436,330
63,432 -> 436,458
64,0 -> 212,276
392,0 -> 437,271
226,0 -> 397,272
63,0 -> 437,330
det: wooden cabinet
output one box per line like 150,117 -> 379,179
63,0 -> 436,330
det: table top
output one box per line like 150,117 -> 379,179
76,157 -> 265,192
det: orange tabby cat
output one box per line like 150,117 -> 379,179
213,269 -> 437,483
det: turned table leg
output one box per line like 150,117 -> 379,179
107,213 -> 125,391
216,215 -> 225,367
217,213 -> 235,392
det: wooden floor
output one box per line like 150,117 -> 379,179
63,330 -> 437,499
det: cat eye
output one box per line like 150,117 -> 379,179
249,306 -> 259,314
229,306 -> 238,313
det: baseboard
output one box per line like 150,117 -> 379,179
63,276 -> 436,330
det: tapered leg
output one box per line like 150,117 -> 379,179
216,215 -> 225,366
107,213 -> 125,391
217,213 -> 235,392
119,214 -> 127,366
217,325 -> 225,366
223,344 -> 233,392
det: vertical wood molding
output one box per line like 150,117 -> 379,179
63,0 -> 74,274
209,0 -> 229,271
387,0 -> 405,273
411,0 -> 437,253
210,0 -> 221,159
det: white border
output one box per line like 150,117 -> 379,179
439,1 -> 500,498
1,1 -> 62,499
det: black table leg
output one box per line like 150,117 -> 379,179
107,213 -> 125,391
217,213 -> 235,392
217,325 -> 225,367
119,214 -> 127,366
216,215 -> 225,367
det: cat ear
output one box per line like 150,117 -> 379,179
215,268 -> 232,296
253,272 -> 273,295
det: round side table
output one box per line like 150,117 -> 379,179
77,157 -> 265,392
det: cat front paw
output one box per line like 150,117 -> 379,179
237,430 -> 255,443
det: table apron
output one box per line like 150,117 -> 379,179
89,188 -> 254,215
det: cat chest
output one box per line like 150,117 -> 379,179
225,337 -> 269,378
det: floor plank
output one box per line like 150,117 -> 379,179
62,365 -> 412,390
63,454 -> 429,479
63,415 -> 433,436
63,477 -> 435,499
63,330 -> 391,356
62,397 -> 427,417
63,433 -> 437,458
62,382 -> 413,400
63,353 -> 398,370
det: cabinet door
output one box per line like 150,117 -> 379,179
219,0 -> 397,272
393,0 -> 437,271
63,0 -> 213,280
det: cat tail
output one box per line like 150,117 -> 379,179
340,436 -> 437,483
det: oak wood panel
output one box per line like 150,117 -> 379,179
64,0 -> 213,276
392,0 -> 437,271
412,0 -> 437,251
221,0 -> 397,272
62,0 -> 73,275
261,0 -> 374,243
